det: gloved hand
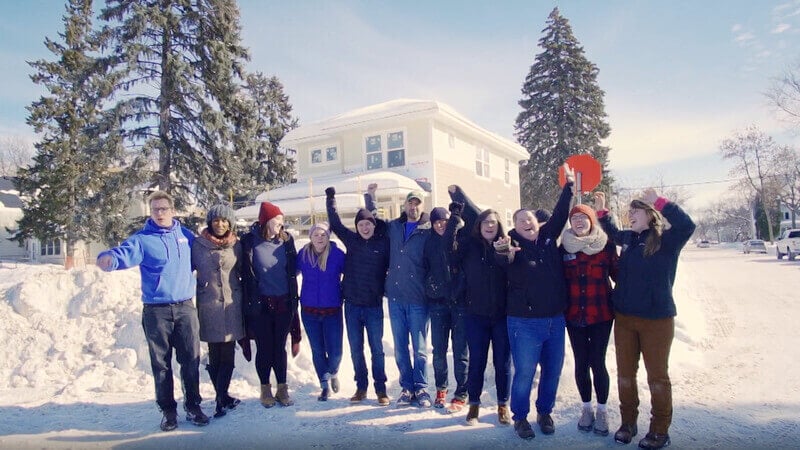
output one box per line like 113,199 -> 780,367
448,201 -> 464,217
325,187 -> 336,198
238,338 -> 252,362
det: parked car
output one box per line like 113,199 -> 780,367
697,240 -> 710,248
776,229 -> 800,260
743,239 -> 767,254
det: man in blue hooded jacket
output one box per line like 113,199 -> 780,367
96,191 -> 208,431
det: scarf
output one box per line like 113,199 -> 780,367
201,228 -> 237,248
562,225 -> 608,255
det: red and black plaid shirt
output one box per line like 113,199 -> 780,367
562,243 -> 618,326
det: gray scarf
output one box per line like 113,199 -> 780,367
562,225 -> 608,255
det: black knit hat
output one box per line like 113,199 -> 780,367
207,204 -> 236,228
354,208 -> 376,227
429,207 -> 449,223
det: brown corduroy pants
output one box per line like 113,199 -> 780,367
614,313 -> 675,435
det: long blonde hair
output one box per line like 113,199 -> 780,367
301,241 -> 331,272
630,199 -> 663,257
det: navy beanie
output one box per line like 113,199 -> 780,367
354,208 -> 376,227
430,207 -> 449,223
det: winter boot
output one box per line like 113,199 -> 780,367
185,404 -> 210,426
376,391 -> 391,406
465,404 -> 480,426
514,419 -> 535,440
614,423 -> 638,444
638,432 -> 671,449
434,389 -> 447,408
276,383 -> 294,406
318,381 -> 330,401
594,408 -> 609,436
215,363 -> 235,415
350,389 -> 367,403
330,374 -> 340,393
160,409 -> 178,432
578,405 -> 595,432
260,384 -> 276,408
537,413 -> 555,435
497,405 -> 511,425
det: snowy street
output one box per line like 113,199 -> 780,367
0,244 -> 797,449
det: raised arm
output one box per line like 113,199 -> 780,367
448,185 -> 480,233
96,236 -> 144,271
326,186 -> 358,244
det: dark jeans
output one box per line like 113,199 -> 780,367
344,303 -> 387,393
465,313 -> 510,405
301,308 -> 344,385
429,301 -> 468,399
615,313 -> 675,435
141,301 -> 201,413
248,308 -> 294,385
388,299 -> 429,392
567,320 -> 613,404
507,314 -> 566,421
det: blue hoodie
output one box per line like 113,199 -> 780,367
296,241 -> 346,308
98,218 -> 196,304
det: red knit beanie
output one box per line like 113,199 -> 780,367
258,201 -> 283,227
569,204 -> 597,229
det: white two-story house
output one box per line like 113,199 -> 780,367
236,99 -> 529,232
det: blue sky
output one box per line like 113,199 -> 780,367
2,0 -> 800,212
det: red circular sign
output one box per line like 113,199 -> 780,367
559,154 -> 602,192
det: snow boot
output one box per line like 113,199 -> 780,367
578,405 -> 595,432
260,384 -> 276,408
276,383 -> 294,406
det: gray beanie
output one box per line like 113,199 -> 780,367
207,204 -> 236,228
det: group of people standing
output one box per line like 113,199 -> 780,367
97,161 -> 695,450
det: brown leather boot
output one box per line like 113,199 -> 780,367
275,383 -> 294,406
466,404 -> 480,426
497,404 -> 511,425
260,384 -> 275,408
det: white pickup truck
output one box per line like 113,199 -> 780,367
776,229 -> 800,260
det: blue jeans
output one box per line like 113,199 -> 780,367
507,314 -> 566,421
429,301 -> 468,399
141,301 -> 202,413
465,313 -> 511,405
345,303 -> 387,393
301,309 -> 344,385
388,299 -> 429,392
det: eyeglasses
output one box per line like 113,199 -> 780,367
152,207 -> 172,214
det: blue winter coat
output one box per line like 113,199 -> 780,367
297,242 -> 346,308
384,213 -> 431,304
98,218 -> 195,304
598,201 -> 696,319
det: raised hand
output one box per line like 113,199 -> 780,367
593,191 -> 607,211
448,184 -> 458,194
325,186 -> 336,198
96,254 -> 113,271
642,188 -> 659,205
563,162 -> 575,184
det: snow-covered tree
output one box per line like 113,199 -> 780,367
720,125 -> 789,242
100,0 -> 252,209
17,0 -> 131,266
226,72 -> 298,200
514,7 -> 612,209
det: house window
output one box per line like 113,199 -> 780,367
785,211 -> 790,220
504,158 -> 510,184
310,145 -> 338,165
41,239 -> 61,256
365,130 -> 406,171
475,147 -> 490,178
506,210 -> 513,228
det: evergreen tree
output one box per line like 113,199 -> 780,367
227,72 -> 298,200
100,0 -> 251,209
17,0 -> 130,266
514,7 -> 612,209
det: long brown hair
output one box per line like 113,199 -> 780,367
260,223 -> 289,242
471,209 -> 506,245
630,199 -> 663,257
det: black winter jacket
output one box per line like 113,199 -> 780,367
444,187 -> 506,320
423,219 -> 465,304
598,201 -> 696,319
497,183 -> 573,318
327,194 -> 390,307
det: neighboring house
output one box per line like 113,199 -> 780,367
779,203 -> 799,233
0,177 -> 31,262
236,99 -> 529,232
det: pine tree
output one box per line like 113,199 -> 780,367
17,0 -> 130,266
514,7 -> 612,209
227,72 -> 298,200
100,0 -> 251,209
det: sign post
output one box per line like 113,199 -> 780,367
559,154 -> 602,205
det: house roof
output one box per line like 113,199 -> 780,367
0,177 -> 22,208
235,170 -> 427,221
283,98 -> 528,161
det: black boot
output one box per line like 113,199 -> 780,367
216,363 -> 238,410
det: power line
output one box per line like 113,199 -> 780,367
616,178 -> 737,191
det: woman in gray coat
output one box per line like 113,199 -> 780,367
192,205 -> 245,418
